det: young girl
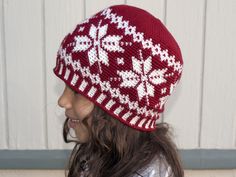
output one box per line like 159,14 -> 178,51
53,4 -> 184,177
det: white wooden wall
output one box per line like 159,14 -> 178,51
0,0 -> 236,176
1,0 -> 235,150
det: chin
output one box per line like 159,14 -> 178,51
75,127 -> 90,143
76,135 -> 89,143
79,139 -> 89,143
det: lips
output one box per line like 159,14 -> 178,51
69,118 -> 80,122
68,118 -> 80,129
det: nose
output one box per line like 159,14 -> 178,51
57,88 -> 73,109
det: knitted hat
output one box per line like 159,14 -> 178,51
53,4 -> 184,131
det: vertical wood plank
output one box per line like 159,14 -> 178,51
201,0 -> 236,148
164,0 -> 205,148
4,0 -> 46,149
45,0 -> 84,149
126,0 -> 166,123
85,0 -> 124,18
0,0 -> 8,149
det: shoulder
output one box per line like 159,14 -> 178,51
132,154 -> 173,177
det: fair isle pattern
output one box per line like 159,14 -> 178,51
53,5 -> 184,131
72,20 -> 125,74
117,49 -> 168,106
57,47 -> 159,120
101,7 -> 183,74
56,8 -> 174,109
56,62 -> 158,129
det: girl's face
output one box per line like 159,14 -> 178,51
57,84 -> 95,143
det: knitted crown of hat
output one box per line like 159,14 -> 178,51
53,4 -> 184,131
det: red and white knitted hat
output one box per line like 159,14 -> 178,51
53,4 -> 184,131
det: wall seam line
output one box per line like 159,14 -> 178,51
198,0 -> 208,148
161,0 -> 167,124
163,0 -> 167,25
41,0 -> 48,149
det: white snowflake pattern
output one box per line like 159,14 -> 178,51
117,50 -> 168,105
72,20 -> 124,73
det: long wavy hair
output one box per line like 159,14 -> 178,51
62,104 -> 184,177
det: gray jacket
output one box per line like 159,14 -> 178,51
132,154 -> 173,177
79,154 -> 172,177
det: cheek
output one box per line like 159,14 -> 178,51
73,99 -> 94,121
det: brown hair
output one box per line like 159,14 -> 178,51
62,105 -> 184,177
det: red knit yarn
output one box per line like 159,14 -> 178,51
53,4 -> 184,131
